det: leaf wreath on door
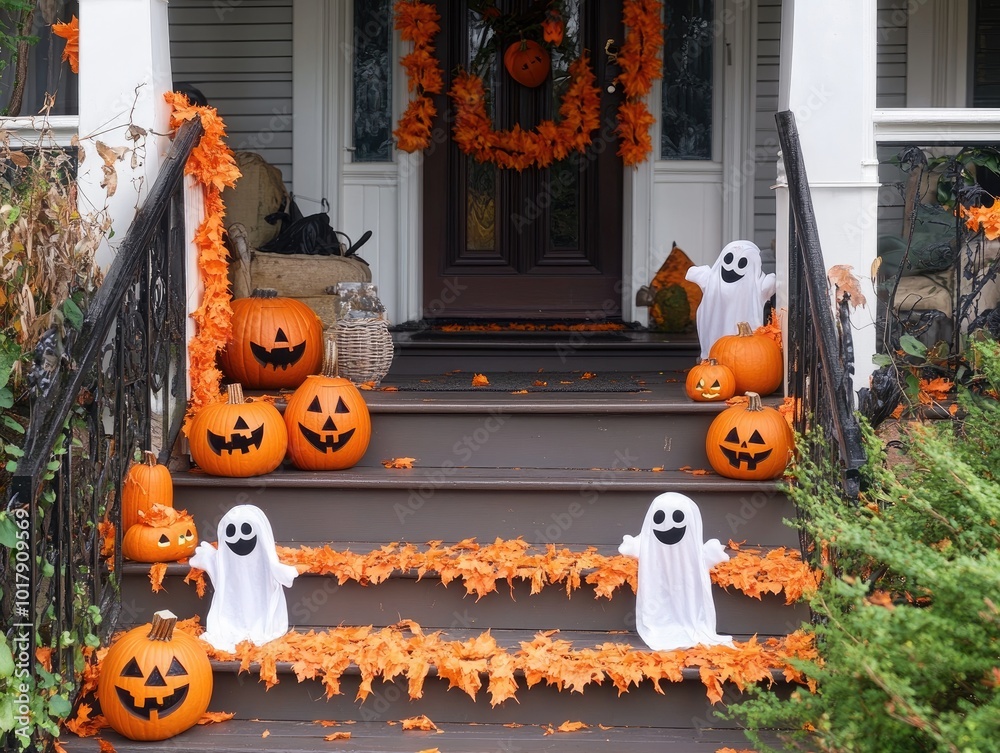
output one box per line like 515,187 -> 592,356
392,0 -> 665,168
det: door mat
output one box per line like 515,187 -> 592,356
383,372 -> 645,392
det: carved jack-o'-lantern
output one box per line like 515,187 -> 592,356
504,39 -> 551,88
189,383 -> 287,477
685,358 -> 736,402
98,610 -> 212,741
705,392 -> 793,480
122,505 -> 198,563
219,289 -> 323,389
284,340 -> 371,470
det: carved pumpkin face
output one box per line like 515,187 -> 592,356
705,392 -> 793,480
542,12 -> 564,45
219,289 -> 323,389
189,384 -> 287,477
122,507 -> 198,563
98,611 -> 212,741
504,40 -> 551,88
285,375 -> 371,471
685,359 -> 736,402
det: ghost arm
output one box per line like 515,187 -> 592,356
759,272 -> 776,302
189,541 -> 218,582
271,561 -> 298,588
619,534 -> 640,559
685,265 -> 712,291
702,538 -> 730,569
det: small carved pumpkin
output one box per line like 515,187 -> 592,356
709,321 -> 783,397
219,289 -> 323,390
123,505 -> 198,563
189,383 -> 287,477
542,11 -> 564,45
285,339 -> 371,470
685,358 -> 736,402
705,392 -> 793,480
98,610 -> 212,741
122,451 -> 173,531
504,39 -> 551,88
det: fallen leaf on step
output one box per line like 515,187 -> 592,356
262,729 -> 270,738
383,457 -> 416,469
472,373 -> 490,386
197,711 -> 235,724
556,721 -> 588,732
357,381 -> 377,390
651,466 -> 663,472
511,389 -> 528,394
533,380 -> 548,387
415,749 -> 441,753
52,742 -> 68,753
581,372 -> 597,379
148,563 -> 167,593
314,720 -> 340,727
97,740 -> 116,753
324,732 -> 351,740
716,748 -> 758,753
504,722 -> 523,728
381,385 -> 399,391
679,466 -> 711,476
598,724 -> 613,730
401,715 -> 438,731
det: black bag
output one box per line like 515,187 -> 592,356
260,197 -> 369,262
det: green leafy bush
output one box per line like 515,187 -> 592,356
730,340 -> 1000,753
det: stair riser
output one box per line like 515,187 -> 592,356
121,576 -> 808,634
353,410 -> 724,470
175,486 -> 797,548
205,670 -> 770,727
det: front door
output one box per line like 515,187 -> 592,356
422,0 -> 624,320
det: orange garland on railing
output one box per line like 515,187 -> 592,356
615,0 -> 665,166
51,16 -> 80,74
164,92 -> 241,434
393,0 -> 444,152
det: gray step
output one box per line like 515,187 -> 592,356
60,719 -> 776,752
172,468 -> 797,547
121,563 -> 808,635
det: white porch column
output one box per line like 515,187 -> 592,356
776,0 -> 880,392
78,0 -> 174,269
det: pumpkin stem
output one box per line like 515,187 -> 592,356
704,358 -> 719,366
250,288 -> 279,299
321,337 -> 339,378
745,391 -> 764,411
141,450 -> 157,467
736,321 -> 754,337
226,383 -> 246,405
148,610 -> 178,641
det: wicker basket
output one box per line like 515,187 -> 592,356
333,318 -> 394,384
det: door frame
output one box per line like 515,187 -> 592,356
292,0 -> 756,324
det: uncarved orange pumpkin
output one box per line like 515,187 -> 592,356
285,339 -> 371,471
504,39 -> 551,88
122,451 -> 173,531
709,321 -> 783,397
189,383 -> 287,477
220,288 -> 323,390
705,392 -> 793,480
685,358 -> 736,402
98,610 -> 212,741
122,506 -> 198,563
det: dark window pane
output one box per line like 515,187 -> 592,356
353,0 -> 392,162
974,0 -> 1000,107
661,0 -> 714,160
0,1 -> 79,116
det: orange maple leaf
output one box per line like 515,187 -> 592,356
472,373 -> 490,386
401,715 -> 439,731
324,732 -> 352,740
383,457 -> 416,469
556,720 -> 589,732
148,563 -> 167,593
97,740 -> 117,753
185,567 -> 208,598
917,377 -> 953,404
197,711 -> 235,725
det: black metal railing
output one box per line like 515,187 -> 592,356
2,116 -> 203,750
776,110 -> 867,500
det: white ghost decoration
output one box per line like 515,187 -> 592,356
685,240 -> 776,360
619,492 -> 733,651
189,505 -> 297,652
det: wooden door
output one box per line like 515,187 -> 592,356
422,0 -> 624,320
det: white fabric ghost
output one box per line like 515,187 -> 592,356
685,240 -> 776,360
619,492 -> 733,651
189,505 -> 297,652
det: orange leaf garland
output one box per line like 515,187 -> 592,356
52,16 -> 80,74
165,91 -> 241,436
615,0 -> 665,166
394,0 -> 443,152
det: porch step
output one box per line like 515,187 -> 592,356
61,719 -> 775,752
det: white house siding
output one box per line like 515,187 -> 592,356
168,0 -> 294,187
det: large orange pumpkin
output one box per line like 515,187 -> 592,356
189,383 -> 287,477
705,392 -> 794,480
504,39 -> 551,88
98,610 -> 212,741
709,321 -> 783,397
219,288 -> 323,389
122,451 -> 173,531
122,505 -> 198,563
285,339 -> 371,471
685,358 -> 736,402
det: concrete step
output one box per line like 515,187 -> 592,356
61,718 -> 775,753
172,468 -> 796,547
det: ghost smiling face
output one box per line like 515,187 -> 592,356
619,492 -> 733,652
